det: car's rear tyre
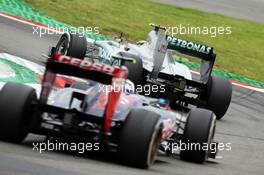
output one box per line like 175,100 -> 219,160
55,33 -> 87,59
0,82 -> 37,143
123,56 -> 143,85
204,75 -> 232,120
180,108 -> 216,163
118,108 -> 162,168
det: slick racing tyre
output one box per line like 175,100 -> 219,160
180,108 -> 216,163
118,108 -> 163,168
204,75 -> 232,120
0,82 -> 37,143
55,32 -> 87,59
123,56 -> 143,85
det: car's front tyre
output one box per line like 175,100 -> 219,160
55,32 -> 87,60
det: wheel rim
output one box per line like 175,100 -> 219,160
56,36 -> 69,55
205,114 -> 216,160
147,121 -> 162,166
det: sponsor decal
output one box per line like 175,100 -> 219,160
167,36 -> 212,55
53,54 -> 128,78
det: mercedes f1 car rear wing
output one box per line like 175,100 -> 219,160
166,36 -> 216,83
150,24 -> 216,83
166,36 -> 215,61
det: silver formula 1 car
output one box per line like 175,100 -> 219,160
52,24 -> 232,120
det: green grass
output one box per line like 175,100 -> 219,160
26,0 -> 264,81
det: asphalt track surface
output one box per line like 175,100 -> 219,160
0,16 -> 264,175
156,0 -> 264,23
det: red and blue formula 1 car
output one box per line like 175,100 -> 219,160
0,54 -> 163,168
0,53 -> 218,167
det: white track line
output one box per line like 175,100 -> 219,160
190,70 -> 264,93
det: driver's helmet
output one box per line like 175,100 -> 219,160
158,98 -> 170,109
123,79 -> 135,94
